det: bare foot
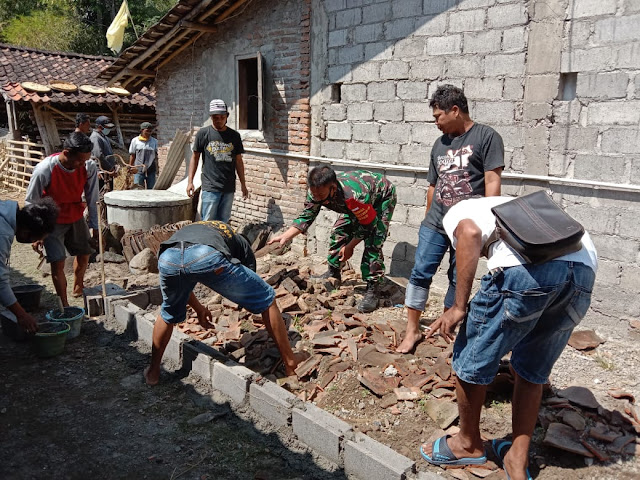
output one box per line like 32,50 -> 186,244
143,366 -> 159,386
72,287 -> 84,298
285,351 -> 310,376
396,330 -> 423,353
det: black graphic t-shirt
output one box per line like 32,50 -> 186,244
423,123 -> 504,233
193,126 -> 245,193
159,221 -> 256,272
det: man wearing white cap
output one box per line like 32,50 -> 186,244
187,99 -> 248,222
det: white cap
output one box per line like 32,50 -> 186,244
209,99 -> 228,115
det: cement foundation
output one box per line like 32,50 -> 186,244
104,190 -> 193,231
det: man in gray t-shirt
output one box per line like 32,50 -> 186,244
397,84 -> 504,354
129,122 -> 158,189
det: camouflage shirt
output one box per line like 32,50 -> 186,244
292,170 -> 395,237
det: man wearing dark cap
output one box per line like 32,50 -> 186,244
74,113 -> 91,135
90,115 -> 116,190
187,99 -> 248,223
25,132 -> 99,307
129,121 -> 158,189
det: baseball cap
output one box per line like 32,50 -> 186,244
209,99 -> 228,115
95,115 -> 115,128
140,122 -> 153,130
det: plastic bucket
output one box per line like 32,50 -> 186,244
33,321 -> 69,358
11,284 -> 44,312
46,307 -> 85,340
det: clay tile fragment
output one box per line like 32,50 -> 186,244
543,423 -> 594,457
607,389 -> 636,404
467,467 -> 495,478
568,329 -> 604,350
557,386 -> 600,409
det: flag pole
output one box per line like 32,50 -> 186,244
126,4 -> 139,39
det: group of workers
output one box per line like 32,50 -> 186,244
0,84 -> 598,480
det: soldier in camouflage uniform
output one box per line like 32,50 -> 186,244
270,166 -> 396,312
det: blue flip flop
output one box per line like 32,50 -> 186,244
492,439 -> 533,480
420,434 -> 487,466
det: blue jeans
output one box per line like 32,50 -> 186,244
134,169 -> 156,189
405,224 -> 456,311
201,191 -> 234,223
453,261 -> 596,385
158,244 -> 275,324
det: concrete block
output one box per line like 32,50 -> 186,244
464,77 -> 502,100
596,260 -> 622,286
344,432 -> 415,480
527,22 -> 563,74
427,35 -> 462,55
414,14 -> 447,36
487,3 -> 528,28
462,30 -> 502,54
624,0 -> 640,13
410,58 -> 445,80
335,7 -> 362,29
165,329 -> 190,366
389,223 -> 420,243
404,102 -> 430,122
122,291 -> 150,310
292,403 -> 353,466
373,101 -> 403,121
423,0 -> 457,15
370,143 -> 401,163
472,101 -> 515,125
552,100 -> 582,125
588,101 -> 640,125
328,65 -> 351,84
396,81 -> 428,100
503,77 -> 524,100
445,55 -> 483,77
345,142 -> 370,160
524,75 -> 559,103
621,264 -> 640,291
336,44 -> 364,65
362,3 -> 391,23
574,154 -> 627,183
324,104 -> 347,121
347,103 -> 374,121
384,17 -> 416,40
565,202 -> 619,234
249,381 -> 298,428
365,41 -> 394,60
322,140 -> 346,158
392,0 -> 422,18
411,123 -> 441,145
569,0 -> 617,18
550,127 -> 599,152
367,81 -> 396,101
354,23 -> 383,43
148,287 -> 162,306
341,83 -> 367,102
448,9 -> 486,32
459,0 -> 496,9
502,27 -> 527,53
618,209 -> 640,238
114,302 -> 140,331
328,29 -> 349,48
576,72 -> 629,100
211,362 -> 256,405
183,344 -> 214,381
601,128 -> 640,154
380,60 -> 410,80
327,122 -> 352,141
394,37 -> 427,59
85,295 -> 104,317
591,235 -> 639,263
380,124 -> 410,144
399,144 -> 430,165
561,46 -> 618,73
324,0 -> 346,12
523,102 -> 553,121
485,53 -> 525,76
352,123 -> 380,142
133,310 -> 154,344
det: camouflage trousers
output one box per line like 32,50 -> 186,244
327,188 -> 397,283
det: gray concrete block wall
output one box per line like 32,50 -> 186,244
307,0 -> 640,335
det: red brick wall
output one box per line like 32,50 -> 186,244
154,0 -> 311,229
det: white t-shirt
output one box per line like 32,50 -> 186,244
442,196 -> 598,272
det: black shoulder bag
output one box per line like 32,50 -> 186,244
483,191 -> 585,265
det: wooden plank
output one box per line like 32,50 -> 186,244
140,30 -> 191,70
110,106 -> 126,149
154,129 -> 189,190
6,147 -> 44,156
215,0 -> 250,23
6,154 -> 42,162
179,20 -> 218,33
156,32 -> 204,70
7,140 -> 44,148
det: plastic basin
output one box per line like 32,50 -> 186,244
11,284 -> 44,312
46,307 -> 85,340
33,321 -> 69,358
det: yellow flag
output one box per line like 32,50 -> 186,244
106,0 -> 130,53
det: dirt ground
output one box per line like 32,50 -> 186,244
1,189 -> 639,480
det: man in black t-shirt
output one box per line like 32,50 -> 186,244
187,99 -> 248,223
144,221 -> 306,385
397,85 -> 504,353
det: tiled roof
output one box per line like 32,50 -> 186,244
0,43 -> 155,107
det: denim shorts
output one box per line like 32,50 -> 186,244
158,244 -> 275,324
201,191 -> 234,223
452,261 -> 595,385
405,224 -> 456,310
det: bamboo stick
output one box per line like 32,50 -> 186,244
96,201 -> 107,302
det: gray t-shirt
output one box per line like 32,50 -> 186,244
193,126 -> 245,193
423,123 -> 504,233
129,136 -> 158,173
